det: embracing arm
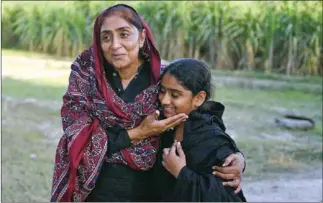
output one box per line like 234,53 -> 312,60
210,131 -> 246,193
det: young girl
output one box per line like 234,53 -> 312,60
153,58 -> 247,202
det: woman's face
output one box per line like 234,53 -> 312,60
100,15 -> 145,70
159,73 -> 204,118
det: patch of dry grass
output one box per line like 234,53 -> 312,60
2,49 -> 322,201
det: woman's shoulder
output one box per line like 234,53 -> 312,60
70,47 -> 95,75
74,47 -> 93,65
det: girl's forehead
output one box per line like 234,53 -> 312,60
161,74 -> 185,89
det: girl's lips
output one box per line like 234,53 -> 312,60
162,107 -> 175,115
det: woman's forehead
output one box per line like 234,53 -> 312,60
100,15 -> 136,32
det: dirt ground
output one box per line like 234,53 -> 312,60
242,167 -> 322,202
2,54 -> 322,202
2,95 -> 322,202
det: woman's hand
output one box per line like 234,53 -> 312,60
212,153 -> 245,194
128,110 -> 188,142
162,141 -> 186,178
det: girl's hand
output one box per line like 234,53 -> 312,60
162,141 -> 186,178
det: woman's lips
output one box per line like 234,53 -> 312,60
111,54 -> 126,59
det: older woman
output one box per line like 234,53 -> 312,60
50,4 -> 245,202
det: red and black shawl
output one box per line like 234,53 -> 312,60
50,11 -> 163,202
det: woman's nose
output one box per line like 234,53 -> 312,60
111,36 -> 122,49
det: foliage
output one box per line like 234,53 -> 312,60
2,1 -> 322,75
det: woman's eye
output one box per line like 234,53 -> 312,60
120,32 -> 129,38
102,35 -> 110,41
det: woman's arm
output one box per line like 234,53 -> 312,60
212,152 -> 245,193
128,110 -> 188,143
106,111 -> 188,155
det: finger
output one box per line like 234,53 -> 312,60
222,179 -> 240,188
213,165 -> 240,175
162,161 -> 165,167
160,114 -> 188,127
163,148 -> 170,155
154,110 -> 160,119
234,184 -> 242,194
212,171 -> 236,180
176,142 -> 185,157
166,116 -> 187,129
170,140 -> 177,155
147,110 -> 160,121
222,153 -> 236,167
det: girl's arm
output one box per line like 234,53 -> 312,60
162,141 -> 245,202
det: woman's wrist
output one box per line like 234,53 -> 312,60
127,127 -> 144,143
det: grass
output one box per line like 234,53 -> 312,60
2,49 -> 322,201
2,77 -> 67,101
2,126 -> 56,202
212,69 -> 323,85
2,48 -> 75,62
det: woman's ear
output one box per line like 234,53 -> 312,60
193,91 -> 206,108
139,29 -> 146,48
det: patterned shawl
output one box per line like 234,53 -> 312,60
50,8 -> 163,202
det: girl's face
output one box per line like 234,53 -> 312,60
159,73 -> 206,118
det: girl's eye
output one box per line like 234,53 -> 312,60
171,93 -> 179,98
160,87 -> 166,93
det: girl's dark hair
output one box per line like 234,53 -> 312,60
160,58 -> 214,112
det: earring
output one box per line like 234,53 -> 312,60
139,47 -> 150,61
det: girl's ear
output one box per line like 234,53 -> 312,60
193,91 -> 206,108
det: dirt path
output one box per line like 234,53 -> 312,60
242,168 -> 322,202
3,95 -> 322,202
244,178 -> 322,202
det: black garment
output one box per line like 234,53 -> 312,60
105,60 -> 151,103
152,101 -> 247,202
86,62 -> 154,202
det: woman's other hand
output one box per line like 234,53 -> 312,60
128,110 -> 188,142
212,153 -> 245,194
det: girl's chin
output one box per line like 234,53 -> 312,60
162,112 -> 176,118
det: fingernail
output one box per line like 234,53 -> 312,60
212,166 -> 215,169
177,142 -> 181,146
212,171 -> 216,175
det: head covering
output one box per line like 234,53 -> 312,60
92,4 -> 161,109
50,5 -> 162,202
